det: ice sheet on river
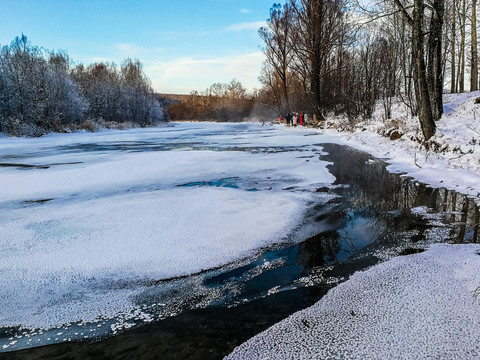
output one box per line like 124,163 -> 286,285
0,123 -> 339,332
226,243 -> 480,359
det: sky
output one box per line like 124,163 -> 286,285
0,0 -> 275,94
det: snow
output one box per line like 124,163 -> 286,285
226,244 -> 480,359
0,122 -> 339,332
338,91 -> 480,202
226,92 -> 480,359
2,92 -> 480,355
1,187 -> 307,328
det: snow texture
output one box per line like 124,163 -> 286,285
227,92 -> 480,359
2,91 -> 480,353
0,122 -> 338,330
226,243 -> 480,359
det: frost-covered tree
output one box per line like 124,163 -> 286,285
71,59 -> 164,126
0,35 -> 87,135
0,35 -> 165,136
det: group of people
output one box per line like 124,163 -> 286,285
281,112 -> 308,127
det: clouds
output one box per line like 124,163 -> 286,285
79,15 -> 268,95
0,0 -> 274,98
225,21 -> 266,32
80,17 -> 266,95
145,52 -> 264,94
135,20 -> 267,94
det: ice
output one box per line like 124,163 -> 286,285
0,122 -> 338,331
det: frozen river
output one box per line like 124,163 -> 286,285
1,122 -> 479,358
0,122 -> 342,352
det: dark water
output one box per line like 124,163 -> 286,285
2,143 -> 479,360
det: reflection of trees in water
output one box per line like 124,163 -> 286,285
320,143 -> 480,245
417,187 -> 479,243
297,231 -> 341,270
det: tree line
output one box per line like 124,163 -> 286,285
257,0 -> 478,141
166,78 -> 278,122
0,35 -> 166,136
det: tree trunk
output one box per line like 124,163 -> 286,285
451,0 -> 456,93
427,0 -> 445,120
310,44 -> 322,119
280,68 -> 291,115
412,0 -> 436,140
471,0 -> 478,91
459,0 -> 466,92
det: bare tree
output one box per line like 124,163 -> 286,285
393,0 -> 444,140
290,0 -> 350,119
451,0 -> 457,92
471,0 -> 478,91
427,0 -> 445,121
457,0 -> 466,92
258,3 -> 294,115
258,62 -> 283,115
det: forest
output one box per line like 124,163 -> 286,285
0,35 -> 166,136
254,0 -> 477,140
1,0 -> 477,140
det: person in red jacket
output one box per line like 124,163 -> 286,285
299,113 -> 303,126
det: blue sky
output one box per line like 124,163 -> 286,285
0,0 -> 275,94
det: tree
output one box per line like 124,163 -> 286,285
258,62 -> 283,115
290,0 -> 350,119
393,0 -> 444,140
451,0 -> 457,93
227,78 -> 247,99
471,0 -> 478,91
426,0 -> 445,121
459,0 -> 466,92
259,2 -> 294,115
0,35 -> 87,134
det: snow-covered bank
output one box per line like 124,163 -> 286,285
226,243 -> 480,359
226,92 -> 480,359
340,91 -> 480,203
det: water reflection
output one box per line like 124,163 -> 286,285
187,143 -> 480,349
320,143 -> 480,245
259,143 -> 480,292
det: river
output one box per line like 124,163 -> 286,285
0,123 -> 478,359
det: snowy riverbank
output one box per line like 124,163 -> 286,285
340,91 -> 480,203
226,92 -> 480,358
226,243 -> 480,359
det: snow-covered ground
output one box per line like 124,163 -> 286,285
226,93 -> 480,358
226,243 -> 480,359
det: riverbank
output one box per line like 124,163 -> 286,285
335,91 -> 480,204
227,243 -> 480,359
226,92 -> 480,358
